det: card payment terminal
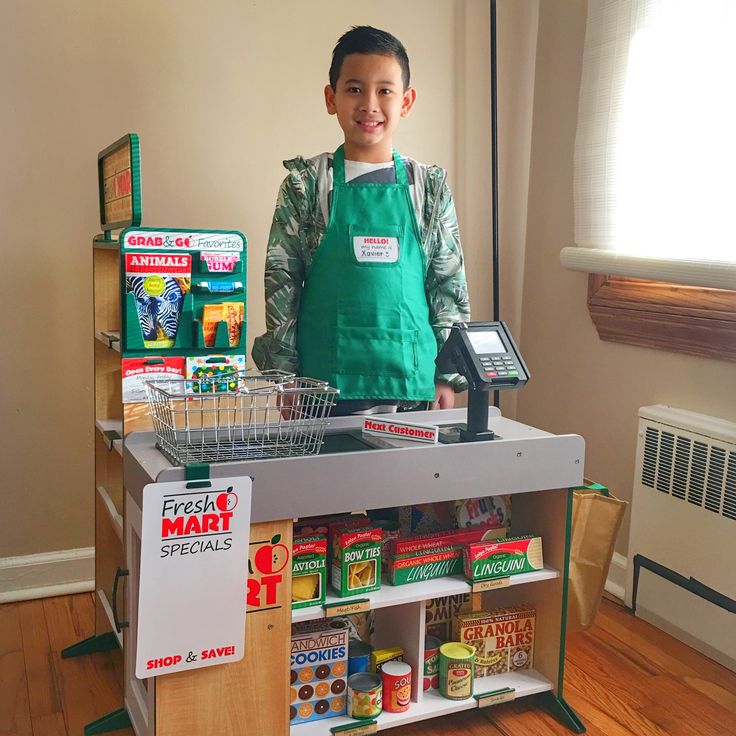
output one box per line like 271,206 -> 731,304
436,321 -> 530,442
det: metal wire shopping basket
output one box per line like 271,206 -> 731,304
146,371 -> 339,464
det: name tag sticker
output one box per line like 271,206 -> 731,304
354,236 -> 400,263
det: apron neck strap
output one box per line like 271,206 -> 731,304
332,146 -> 407,186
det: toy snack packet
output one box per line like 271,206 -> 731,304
125,252 -> 191,348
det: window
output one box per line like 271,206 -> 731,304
561,0 -> 736,360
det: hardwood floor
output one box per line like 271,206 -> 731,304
1,594 -> 735,736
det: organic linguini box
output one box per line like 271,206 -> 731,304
331,526 -> 382,598
387,546 -> 464,586
463,535 -> 544,582
292,536 -> 327,610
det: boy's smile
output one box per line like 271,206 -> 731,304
325,53 -> 416,163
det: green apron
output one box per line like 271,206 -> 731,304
297,146 -> 437,401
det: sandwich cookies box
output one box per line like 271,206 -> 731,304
454,605 -> 536,677
290,620 -> 349,725
291,536 -> 327,610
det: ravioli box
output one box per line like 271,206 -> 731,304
290,620 -> 349,725
291,535 -> 327,610
387,546 -> 464,586
331,525 -> 382,597
463,535 -> 544,582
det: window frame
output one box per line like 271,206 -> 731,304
587,274 -> 736,361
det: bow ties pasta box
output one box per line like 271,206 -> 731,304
331,524 -> 382,597
290,620 -> 349,725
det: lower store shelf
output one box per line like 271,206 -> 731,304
290,668 -> 552,734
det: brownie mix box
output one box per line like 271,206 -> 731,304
291,535 -> 327,610
453,605 -> 536,677
425,594 -> 472,641
290,620 -> 349,725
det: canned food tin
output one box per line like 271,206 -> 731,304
439,642 -> 475,700
381,661 -> 412,713
423,635 -> 442,691
347,672 -> 382,719
348,640 -> 373,676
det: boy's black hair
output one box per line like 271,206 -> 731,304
329,26 -> 410,90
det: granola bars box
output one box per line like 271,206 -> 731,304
291,535 -> 327,610
290,620 -> 349,724
453,605 -> 536,677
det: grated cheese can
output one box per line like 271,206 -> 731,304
439,642 -> 475,700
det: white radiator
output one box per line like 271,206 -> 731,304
625,405 -> 736,672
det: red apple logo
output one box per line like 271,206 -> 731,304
253,534 -> 289,575
216,488 -> 238,512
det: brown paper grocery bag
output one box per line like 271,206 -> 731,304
567,484 -> 627,633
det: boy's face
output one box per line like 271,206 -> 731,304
324,53 -> 416,163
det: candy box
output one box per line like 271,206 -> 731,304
291,535 -> 327,610
464,535 -> 544,582
453,605 -> 536,677
290,620 -> 349,724
331,525 -> 382,597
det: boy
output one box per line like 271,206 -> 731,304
252,26 -> 470,415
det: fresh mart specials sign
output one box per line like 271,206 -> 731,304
136,477 -> 251,678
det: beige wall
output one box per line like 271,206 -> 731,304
516,0 -> 736,554
0,0 -> 495,558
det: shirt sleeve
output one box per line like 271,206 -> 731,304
425,177 -> 471,391
251,172 -> 306,375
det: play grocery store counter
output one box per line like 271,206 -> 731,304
122,401 -> 585,736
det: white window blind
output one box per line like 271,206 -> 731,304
560,0 -> 736,290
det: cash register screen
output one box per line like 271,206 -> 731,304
468,330 -> 506,355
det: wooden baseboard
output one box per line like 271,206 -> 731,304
0,547 -> 94,603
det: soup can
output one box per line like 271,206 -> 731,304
439,642 -> 475,700
348,640 -> 373,676
347,672 -> 382,719
381,661 -> 412,713
423,635 -> 442,691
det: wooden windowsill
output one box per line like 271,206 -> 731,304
587,274 -> 736,361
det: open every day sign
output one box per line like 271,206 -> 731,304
136,477 -> 252,678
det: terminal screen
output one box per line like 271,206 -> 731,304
468,330 -> 506,355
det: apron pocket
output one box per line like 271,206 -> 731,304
335,326 -> 418,377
